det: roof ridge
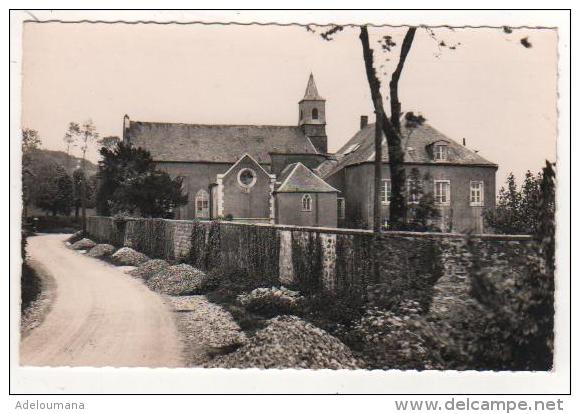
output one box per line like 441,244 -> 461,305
131,120 -> 301,129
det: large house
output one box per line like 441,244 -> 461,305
122,74 -> 338,227
122,73 -> 497,232
318,117 -> 498,233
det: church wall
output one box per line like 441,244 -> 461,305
155,162 -> 230,220
220,157 -> 272,220
269,153 -> 327,176
275,192 -> 337,228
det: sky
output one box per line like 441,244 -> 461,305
21,22 -> 558,188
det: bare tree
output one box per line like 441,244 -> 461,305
63,131 -> 75,172
68,119 -> 99,232
309,24 -> 532,232
359,26 -> 416,231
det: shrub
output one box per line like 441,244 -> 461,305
237,286 -> 304,317
70,238 -> 96,250
146,264 -> 214,295
335,300 -> 444,370
129,259 -> 170,281
301,292 -> 365,331
87,244 -> 116,258
111,247 -> 149,266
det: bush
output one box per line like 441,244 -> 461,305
111,247 -> 149,266
301,292 -> 366,331
129,259 -> 170,281
335,300 -> 444,370
237,286 -> 304,317
87,244 -> 116,258
207,315 -> 363,369
146,264 -> 215,295
70,238 -> 96,250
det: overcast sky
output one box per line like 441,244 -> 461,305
21,22 -> 558,187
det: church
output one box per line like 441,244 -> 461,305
122,74 -> 339,228
123,73 -> 497,233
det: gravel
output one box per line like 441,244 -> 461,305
111,247 -> 150,266
129,259 -> 170,281
66,231 -> 84,244
168,295 -> 247,366
70,238 -> 96,251
87,244 -> 116,258
147,264 -> 211,296
206,315 -> 363,370
237,286 -> 304,316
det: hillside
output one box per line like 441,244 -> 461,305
26,149 -> 98,176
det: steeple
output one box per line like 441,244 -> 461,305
302,73 -> 324,101
298,73 -> 327,154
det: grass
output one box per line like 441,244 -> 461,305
21,262 -> 42,312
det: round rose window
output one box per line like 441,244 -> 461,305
238,168 -> 256,188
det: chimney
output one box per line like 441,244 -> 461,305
462,137 -> 466,146
360,115 -> 368,130
123,114 -> 130,143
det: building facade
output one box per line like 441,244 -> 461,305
122,72 -> 497,233
318,117 -> 497,233
122,74 -> 337,228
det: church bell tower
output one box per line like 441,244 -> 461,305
298,73 -> 327,154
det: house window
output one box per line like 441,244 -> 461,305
195,189 -> 210,218
302,194 -> 312,212
312,108 -> 319,120
470,181 -> 484,206
337,197 -> 346,219
434,144 -> 448,161
407,179 -> 422,204
434,180 -> 451,205
237,168 -> 257,188
380,179 -> 391,205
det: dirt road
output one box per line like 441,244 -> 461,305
20,234 -> 183,367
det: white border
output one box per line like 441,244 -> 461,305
7,8 -> 571,396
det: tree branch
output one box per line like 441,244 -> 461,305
390,27 -> 416,132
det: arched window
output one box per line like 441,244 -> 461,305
312,108 -> 319,120
302,194 -> 312,212
195,189 -> 210,219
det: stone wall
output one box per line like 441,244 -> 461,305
87,216 -> 536,307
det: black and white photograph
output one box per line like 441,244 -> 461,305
8,8 -> 572,400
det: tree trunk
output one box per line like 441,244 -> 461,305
81,152 -> 87,234
373,115 -> 383,233
359,25 -> 415,230
388,27 -> 416,228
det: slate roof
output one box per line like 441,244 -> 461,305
276,162 -> 339,193
301,73 -> 324,101
125,121 -> 319,163
320,122 -> 497,179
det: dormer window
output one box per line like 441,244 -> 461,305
434,144 -> 448,161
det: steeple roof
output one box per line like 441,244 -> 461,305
302,73 -> 324,101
